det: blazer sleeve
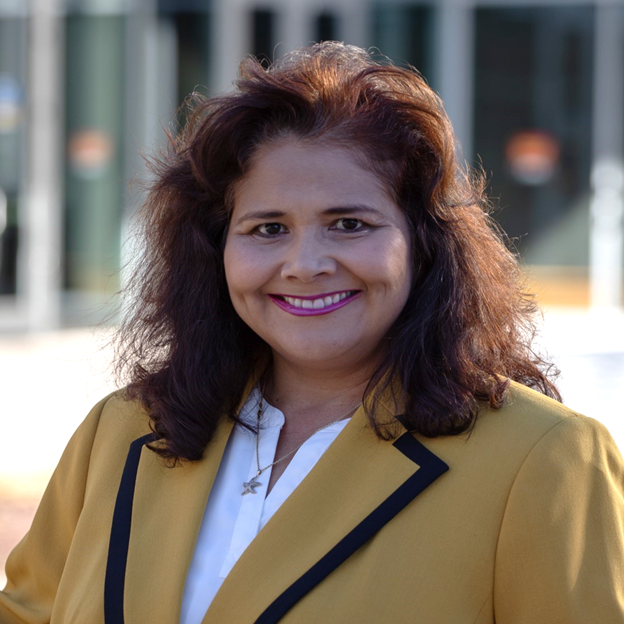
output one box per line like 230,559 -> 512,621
494,414 -> 624,623
0,395 -> 111,624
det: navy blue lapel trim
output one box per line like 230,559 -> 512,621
104,433 -> 156,624
254,432 -> 449,624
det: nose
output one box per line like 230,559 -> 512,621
280,230 -> 337,282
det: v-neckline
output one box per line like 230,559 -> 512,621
261,418 -> 351,520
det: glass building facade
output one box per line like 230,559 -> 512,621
0,0 -> 622,330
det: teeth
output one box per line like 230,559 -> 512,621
282,291 -> 354,310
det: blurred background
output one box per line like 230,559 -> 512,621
1,0 -> 623,582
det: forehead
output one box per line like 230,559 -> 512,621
232,139 -> 396,214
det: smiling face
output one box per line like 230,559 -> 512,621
224,139 -> 412,374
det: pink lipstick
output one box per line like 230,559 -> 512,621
268,290 -> 361,317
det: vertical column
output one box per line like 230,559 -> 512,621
123,0 -> 177,191
434,0 -> 475,163
24,0 -> 63,330
124,0 -> 159,176
121,0 -> 170,315
280,0 -> 310,54
212,0 -> 249,93
590,2 -> 624,311
341,0 -> 369,48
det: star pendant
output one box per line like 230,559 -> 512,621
242,475 -> 262,495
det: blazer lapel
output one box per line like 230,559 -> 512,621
112,417 -> 235,624
202,408 -> 448,624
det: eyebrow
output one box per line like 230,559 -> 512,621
235,205 -> 384,225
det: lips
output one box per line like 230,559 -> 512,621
268,290 -> 361,316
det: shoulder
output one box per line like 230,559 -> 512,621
492,380 -> 582,428
495,382 -> 624,490
420,381 -> 622,496
88,389 -> 153,441
473,380 -> 613,455
490,385 -> 624,620
61,390 -> 154,476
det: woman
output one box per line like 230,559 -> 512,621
2,42 -> 623,623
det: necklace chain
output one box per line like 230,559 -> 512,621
241,396 -> 362,495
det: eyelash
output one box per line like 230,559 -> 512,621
256,223 -> 286,236
253,218 -> 368,237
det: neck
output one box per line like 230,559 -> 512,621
263,355 -> 377,427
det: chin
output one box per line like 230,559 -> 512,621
272,338 -> 373,368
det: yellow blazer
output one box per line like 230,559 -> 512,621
1,382 -> 623,623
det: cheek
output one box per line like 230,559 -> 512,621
367,236 -> 412,296
223,241 -> 249,302
223,241 -> 271,304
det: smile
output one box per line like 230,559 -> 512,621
268,290 -> 361,316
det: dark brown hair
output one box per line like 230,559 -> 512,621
116,42 -> 559,462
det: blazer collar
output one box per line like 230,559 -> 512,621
104,395 -> 448,624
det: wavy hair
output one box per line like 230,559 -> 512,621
116,42 -> 559,462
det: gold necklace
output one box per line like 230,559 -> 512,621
241,396 -> 362,495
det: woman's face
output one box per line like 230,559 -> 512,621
224,139 -> 412,373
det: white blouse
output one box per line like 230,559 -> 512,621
180,388 -> 350,624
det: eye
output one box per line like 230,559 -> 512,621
256,223 -> 286,236
333,218 -> 364,231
